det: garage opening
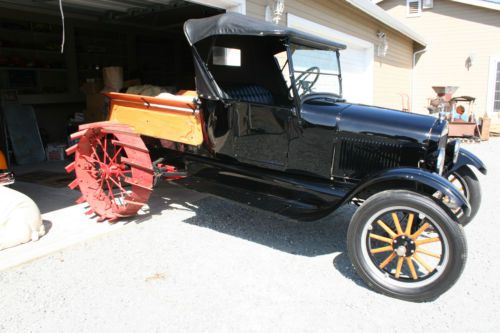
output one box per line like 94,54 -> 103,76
0,0 -> 224,169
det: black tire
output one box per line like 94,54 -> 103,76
347,190 -> 467,302
448,166 -> 481,226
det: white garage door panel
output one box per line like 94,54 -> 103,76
287,14 -> 373,104
340,46 -> 370,103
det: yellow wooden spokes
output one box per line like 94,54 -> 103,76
377,220 -> 397,238
369,233 -> 393,244
379,252 -> 397,269
411,222 -> 430,240
395,257 -> 404,278
416,248 -> 441,259
413,253 -> 434,273
406,257 -> 418,280
405,213 -> 414,235
370,210 -> 442,281
415,237 -> 441,246
370,245 -> 393,254
392,213 -> 403,235
449,175 -> 457,183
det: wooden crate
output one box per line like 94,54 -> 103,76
449,122 -> 476,137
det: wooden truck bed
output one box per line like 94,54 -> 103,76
105,92 -> 204,145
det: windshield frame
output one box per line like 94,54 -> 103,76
287,42 -> 343,103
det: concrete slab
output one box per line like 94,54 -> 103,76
0,180 -> 208,271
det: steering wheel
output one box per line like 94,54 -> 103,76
294,66 -> 320,96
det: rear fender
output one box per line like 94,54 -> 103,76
344,167 -> 471,218
445,148 -> 487,176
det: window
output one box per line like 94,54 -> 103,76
290,44 -> 341,97
212,47 -> 241,67
274,51 -> 291,88
407,0 -> 422,17
494,62 -> 500,112
422,0 -> 433,9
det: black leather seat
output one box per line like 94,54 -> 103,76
224,85 -> 274,105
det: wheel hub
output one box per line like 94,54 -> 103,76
99,163 -> 122,179
392,235 -> 416,257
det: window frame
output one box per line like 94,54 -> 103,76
486,56 -> 500,114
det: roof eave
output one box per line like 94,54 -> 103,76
451,0 -> 500,11
347,0 -> 427,47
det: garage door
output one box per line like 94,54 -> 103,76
287,14 -> 373,104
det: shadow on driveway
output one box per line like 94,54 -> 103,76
129,191 -> 367,288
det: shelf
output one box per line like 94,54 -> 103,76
18,93 -> 85,105
77,52 -> 127,58
0,67 -> 67,72
0,27 -> 60,37
0,47 -> 61,55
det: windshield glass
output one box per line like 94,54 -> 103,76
290,44 -> 341,98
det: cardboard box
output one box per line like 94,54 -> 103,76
85,94 -> 106,122
46,143 -> 66,161
81,81 -> 104,94
480,116 -> 491,141
81,82 -> 106,122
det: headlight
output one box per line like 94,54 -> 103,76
436,147 -> 445,175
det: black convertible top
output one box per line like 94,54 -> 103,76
184,13 -> 346,50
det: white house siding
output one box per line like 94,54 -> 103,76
380,0 -> 500,122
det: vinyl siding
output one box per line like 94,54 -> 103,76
246,0 -> 414,110
380,0 -> 500,122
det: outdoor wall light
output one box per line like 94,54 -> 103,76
265,0 -> 285,25
377,31 -> 388,57
465,53 -> 475,70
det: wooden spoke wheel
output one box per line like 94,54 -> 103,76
367,209 -> 445,283
65,122 -> 153,222
447,166 -> 481,226
348,190 -> 467,302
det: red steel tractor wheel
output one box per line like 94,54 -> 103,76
65,122 -> 154,222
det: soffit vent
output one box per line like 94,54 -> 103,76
407,0 -> 422,17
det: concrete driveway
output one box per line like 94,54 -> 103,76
0,139 -> 499,332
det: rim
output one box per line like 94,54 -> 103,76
446,172 -> 469,218
361,206 -> 449,289
71,125 -> 154,221
448,172 -> 469,199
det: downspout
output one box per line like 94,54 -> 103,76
411,47 -> 427,113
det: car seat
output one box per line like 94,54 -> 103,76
224,85 -> 274,105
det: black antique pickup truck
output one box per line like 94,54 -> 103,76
66,13 -> 486,301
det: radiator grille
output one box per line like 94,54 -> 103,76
338,137 -> 403,174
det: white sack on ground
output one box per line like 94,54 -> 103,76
0,186 -> 45,251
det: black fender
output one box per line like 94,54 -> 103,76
343,167 -> 471,217
445,148 -> 487,176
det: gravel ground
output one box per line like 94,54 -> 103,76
0,139 -> 499,332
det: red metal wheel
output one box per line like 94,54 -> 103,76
65,122 -> 153,222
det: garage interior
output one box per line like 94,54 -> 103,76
0,0 -> 223,171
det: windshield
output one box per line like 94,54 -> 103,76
289,44 -> 341,98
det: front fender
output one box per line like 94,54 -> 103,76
445,148 -> 487,176
344,167 -> 471,217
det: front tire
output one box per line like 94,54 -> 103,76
448,166 -> 481,226
347,190 -> 467,302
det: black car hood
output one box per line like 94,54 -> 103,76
338,104 -> 439,145
300,101 -> 441,146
